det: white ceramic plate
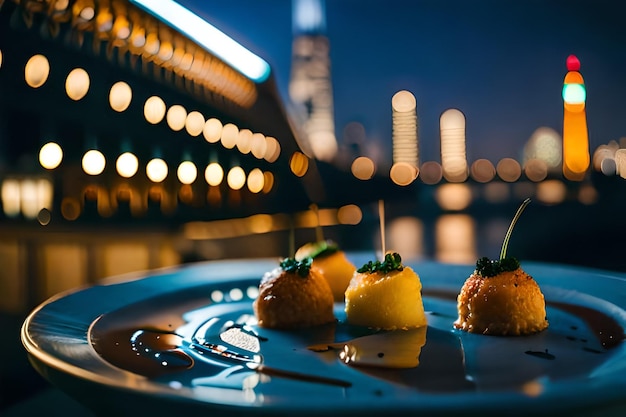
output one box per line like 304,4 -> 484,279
21,255 -> 626,416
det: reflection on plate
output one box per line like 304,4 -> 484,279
21,257 -> 626,416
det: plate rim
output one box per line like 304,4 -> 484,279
20,257 -> 626,415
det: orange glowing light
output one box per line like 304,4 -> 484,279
562,54 -> 589,179
262,171 -> 274,193
263,136 -> 281,163
289,152 -> 309,177
389,162 -> 417,186
337,204 -> 362,225
496,158 -> 522,182
351,156 -> 376,180
469,159 -> 495,183
524,159 -> 548,182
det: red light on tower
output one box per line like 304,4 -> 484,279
562,54 -> 589,180
566,54 -> 581,72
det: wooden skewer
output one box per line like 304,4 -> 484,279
378,199 -> 386,258
310,203 -> 323,242
289,214 -> 295,257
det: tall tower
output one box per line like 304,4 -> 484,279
562,54 -> 589,181
289,0 -> 337,162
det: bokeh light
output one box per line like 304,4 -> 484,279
82,150 -> 106,175
578,183 -> 598,205
39,142 -> 63,169
615,149 -> 626,179
524,127 -> 562,170
419,161 -> 443,185
562,83 -> 586,104
203,118 -> 223,143
1,179 -> 20,217
390,162 -> 417,186
185,111 -> 205,136
247,168 -> 265,193
205,162 -> 224,186
435,183 -> 472,211
469,159 -> 495,183
440,109 -> 468,182
144,96 -> 166,124
392,90 -> 419,167
496,158 -> 522,182
220,123 -> 239,149
337,204 -> 362,225
146,158 -> 168,182
351,156 -> 375,180
289,152 -> 309,177
483,182 -> 510,203
65,68 -> 90,100
435,214 -> 476,264
262,171 -> 274,193
391,90 -> 417,112
167,105 -> 187,131
536,179 -> 566,204
109,81 -> 132,112
387,216 -> 423,261
237,129 -> 253,154
593,143 -> 616,173
227,166 -> 246,190
264,136 -> 281,163
116,152 -> 139,178
524,159 -> 548,182
177,161 -> 197,184
25,54 -> 50,88
250,133 -> 267,159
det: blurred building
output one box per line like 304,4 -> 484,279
0,0 -> 327,312
289,0 -> 338,162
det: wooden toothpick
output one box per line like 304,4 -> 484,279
378,199 -> 386,259
310,203 -> 323,242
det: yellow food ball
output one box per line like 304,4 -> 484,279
310,251 -> 355,302
295,241 -> 356,302
345,266 -> 427,330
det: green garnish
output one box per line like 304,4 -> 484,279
476,198 -> 530,277
476,256 -> 521,277
357,252 -> 404,274
298,240 -> 339,260
280,257 -> 312,277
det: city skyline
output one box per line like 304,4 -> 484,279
179,0 -> 626,166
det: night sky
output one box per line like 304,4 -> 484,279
179,0 -> 626,165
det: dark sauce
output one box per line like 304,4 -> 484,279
549,301 -> 625,349
525,349 -> 556,360
92,328 -> 193,378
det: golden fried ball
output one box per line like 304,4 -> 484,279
253,266 -> 335,329
454,268 -> 548,336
